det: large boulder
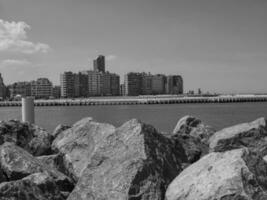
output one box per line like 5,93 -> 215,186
52,124 -> 71,139
0,142 -> 74,192
166,148 -> 267,200
0,172 -> 65,200
173,115 -> 215,144
67,119 -> 186,200
172,134 -> 209,164
52,117 -> 116,180
37,153 -> 72,181
172,116 -> 212,164
0,119 -> 53,156
209,118 -> 267,152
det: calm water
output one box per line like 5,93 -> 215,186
0,102 -> 266,133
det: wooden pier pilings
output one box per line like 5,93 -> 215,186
0,95 -> 266,107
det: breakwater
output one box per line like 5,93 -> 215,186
0,94 -> 267,107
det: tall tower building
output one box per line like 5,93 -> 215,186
93,55 -> 105,73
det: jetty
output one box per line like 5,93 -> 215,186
0,94 -> 267,107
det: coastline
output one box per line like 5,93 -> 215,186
1,94 -> 267,107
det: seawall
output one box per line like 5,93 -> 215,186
0,95 -> 267,107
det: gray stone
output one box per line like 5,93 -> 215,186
67,119 -> 186,200
0,142 -> 74,192
52,124 -> 71,139
166,148 -> 267,200
0,119 -> 53,156
37,153 -> 73,182
209,118 -> 267,152
173,115 -> 215,143
0,172 -> 65,200
52,117 -> 116,180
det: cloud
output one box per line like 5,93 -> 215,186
1,59 -> 31,66
106,55 -> 117,61
0,19 -> 50,54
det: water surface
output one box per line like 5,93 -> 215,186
0,102 -> 266,133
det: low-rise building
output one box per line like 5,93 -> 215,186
9,82 -> 32,99
31,78 -> 53,99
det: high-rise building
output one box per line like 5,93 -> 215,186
141,73 -> 153,95
93,55 -> 105,73
76,72 -> 89,97
60,72 -> 75,98
120,84 -> 125,96
166,75 -> 183,94
9,82 -> 31,98
0,73 -> 6,100
102,72 -> 112,96
86,70 -> 102,96
81,70 -> 120,96
31,78 -> 53,99
60,71 -> 88,98
110,73 -> 120,96
100,72 -> 120,96
124,73 -> 142,96
152,74 -> 166,94
52,86 -> 61,99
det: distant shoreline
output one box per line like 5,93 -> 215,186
1,94 -> 267,107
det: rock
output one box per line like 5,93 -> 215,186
0,172 -> 65,200
173,115 -> 215,143
209,118 -> 267,152
172,134 -> 209,164
172,116 -> 211,164
0,119 -> 33,147
28,124 -> 54,156
37,153 -> 74,182
67,119 -> 186,200
0,142 -> 74,192
52,117 -> 116,180
0,119 -> 53,156
166,148 -> 267,200
52,124 -> 71,139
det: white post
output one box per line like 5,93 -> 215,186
22,97 -> 35,124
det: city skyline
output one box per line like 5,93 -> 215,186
0,0 -> 267,93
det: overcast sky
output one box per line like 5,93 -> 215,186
0,0 -> 266,93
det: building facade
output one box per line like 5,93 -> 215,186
93,55 -> 105,73
87,71 -> 102,96
141,73 -> 153,95
60,72 -> 75,98
9,82 -> 31,98
124,72 -> 142,96
60,71 -> 89,98
0,73 -> 6,100
52,86 -> 61,99
110,73 -> 120,96
152,74 -> 166,94
31,78 -> 53,99
166,75 -> 183,94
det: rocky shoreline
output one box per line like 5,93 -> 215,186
0,116 -> 266,200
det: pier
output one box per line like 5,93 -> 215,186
0,95 -> 267,107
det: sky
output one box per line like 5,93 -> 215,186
0,0 -> 266,94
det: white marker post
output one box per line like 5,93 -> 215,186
22,97 -> 35,124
